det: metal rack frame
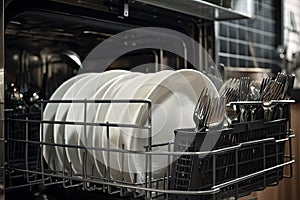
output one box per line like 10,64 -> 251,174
4,99 -> 295,200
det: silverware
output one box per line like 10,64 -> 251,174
238,77 -> 250,122
219,78 -> 240,95
260,77 -> 272,95
208,96 -> 225,128
259,80 -> 284,121
193,88 -> 211,132
275,73 -> 295,100
275,73 -> 295,118
219,73 -> 293,123
221,88 -> 239,125
249,80 -> 260,101
205,73 -> 223,91
250,80 -> 261,90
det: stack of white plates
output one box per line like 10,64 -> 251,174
41,69 -> 219,184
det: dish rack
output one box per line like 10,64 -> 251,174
5,99 -> 295,200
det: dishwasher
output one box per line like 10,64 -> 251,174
0,0 -> 295,199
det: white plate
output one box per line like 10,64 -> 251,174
92,73 -> 142,180
53,73 -> 98,173
124,69 -> 219,183
42,73 -> 88,171
83,76 -> 128,177
103,73 -> 153,181
104,70 -> 174,182
65,70 -> 130,175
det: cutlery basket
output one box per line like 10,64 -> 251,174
169,118 -> 291,200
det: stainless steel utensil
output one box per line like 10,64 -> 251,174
193,88 -> 211,132
219,78 -> 240,96
260,80 -> 284,121
238,77 -> 250,122
222,88 -> 239,125
208,96 -> 225,128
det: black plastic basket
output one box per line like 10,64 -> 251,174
169,118 -> 287,200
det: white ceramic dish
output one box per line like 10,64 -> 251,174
123,69 -> 219,183
104,70 -> 174,182
92,73 -> 142,180
53,73 -> 98,173
42,73 -> 88,171
64,70 -> 130,175
82,76 -> 127,177
64,71 -> 129,174
103,72 -> 155,181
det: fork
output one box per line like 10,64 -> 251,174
260,77 -> 272,95
275,73 -> 295,118
221,88 -> 239,126
208,74 -> 223,91
238,77 -> 250,122
259,80 -> 284,121
207,96 -> 225,129
193,88 -> 211,132
219,78 -> 240,95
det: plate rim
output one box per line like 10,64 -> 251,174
42,73 -> 89,171
53,73 -> 98,173
125,69 -> 219,183
92,73 -> 142,180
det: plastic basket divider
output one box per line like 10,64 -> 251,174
171,119 -> 289,196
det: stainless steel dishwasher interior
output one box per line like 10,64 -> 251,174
2,1 -> 214,199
